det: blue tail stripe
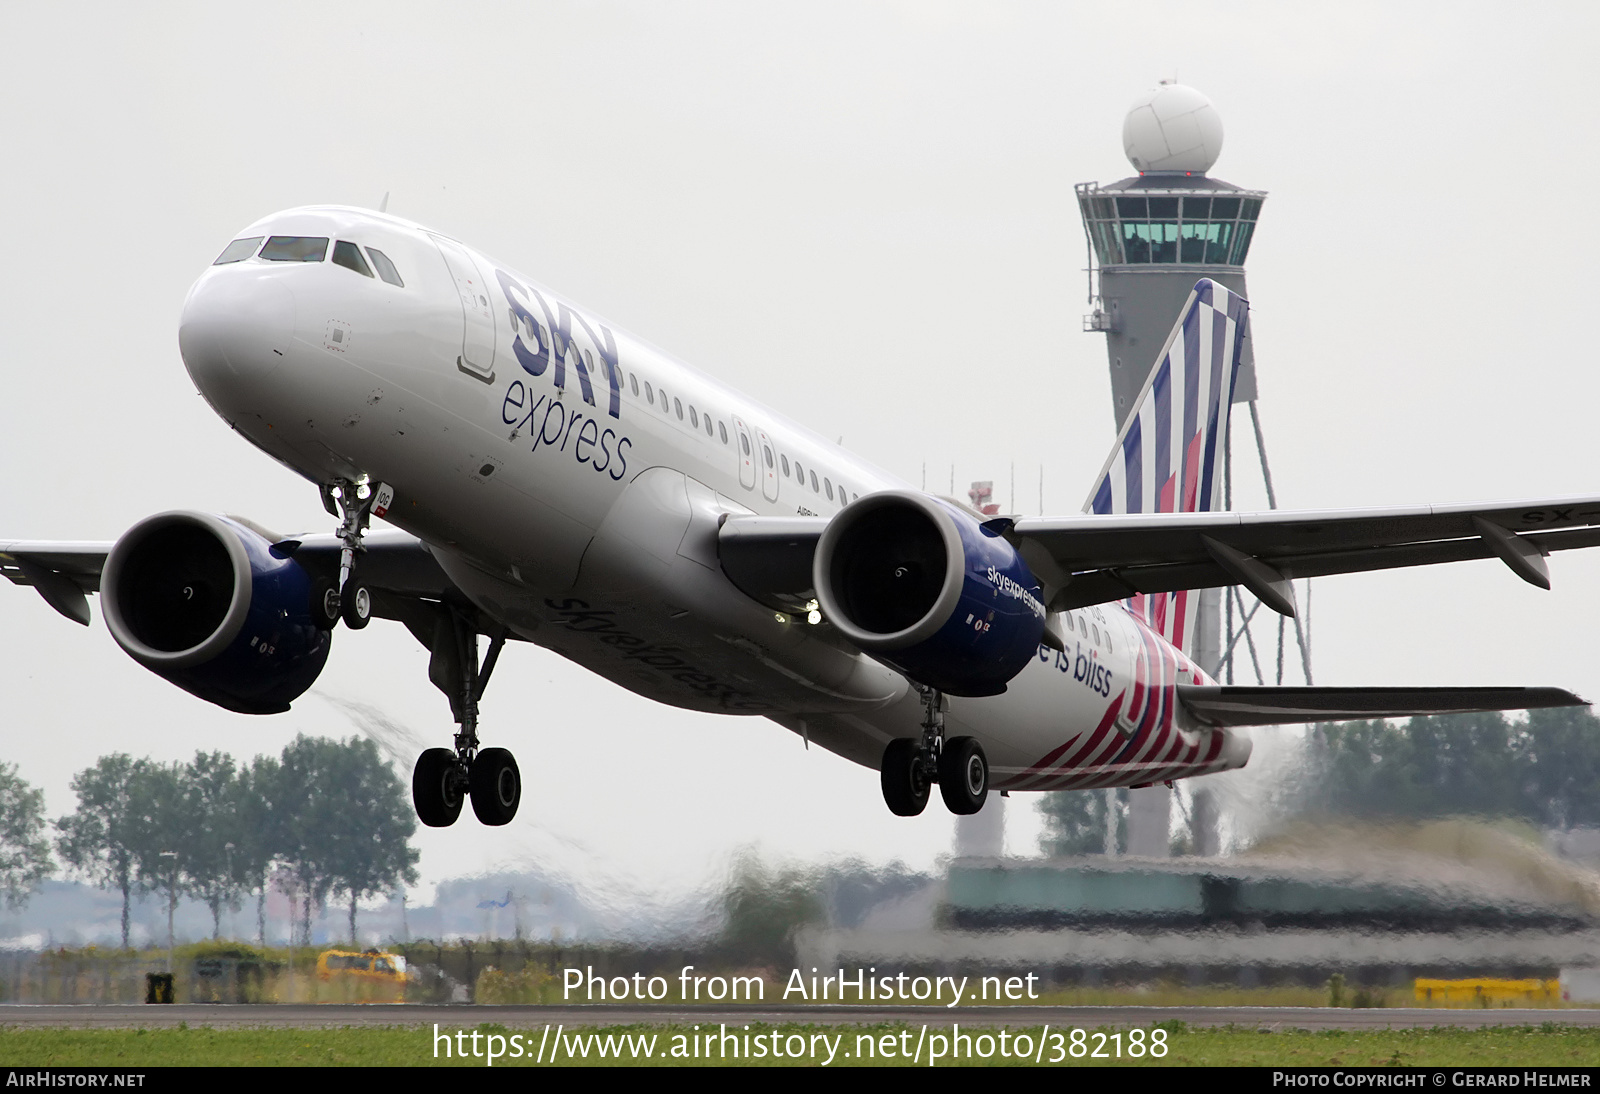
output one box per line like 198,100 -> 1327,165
1152,358 -> 1172,509
1197,304 -> 1231,512
1122,416 -> 1143,515
1182,318 -> 1200,483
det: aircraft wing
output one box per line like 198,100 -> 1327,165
718,495 -> 1600,617
1,528 -> 456,627
1003,495 -> 1600,615
0,541 -> 109,625
1176,685 -> 1587,728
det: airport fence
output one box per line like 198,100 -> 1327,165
0,940 -> 758,1005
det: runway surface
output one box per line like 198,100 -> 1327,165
3,1004 -> 1598,1030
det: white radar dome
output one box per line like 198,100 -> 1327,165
1122,82 -> 1224,174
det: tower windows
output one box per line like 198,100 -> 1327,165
1078,184 -> 1263,267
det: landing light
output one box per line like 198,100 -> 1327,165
807,610 -> 822,625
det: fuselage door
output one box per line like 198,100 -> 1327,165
756,428 -> 780,503
732,416 -> 757,491
432,235 -> 497,381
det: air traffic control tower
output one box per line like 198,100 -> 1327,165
1078,82 -> 1264,428
1076,82 -> 1267,693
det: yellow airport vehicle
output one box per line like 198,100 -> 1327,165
316,949 -> 408,1002
1414,978 -> 1559,1007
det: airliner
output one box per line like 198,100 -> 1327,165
4,205 -> 1594,827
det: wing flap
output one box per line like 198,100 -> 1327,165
1177,684 -> 1587,728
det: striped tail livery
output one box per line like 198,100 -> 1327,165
1084,278 -> 1248,656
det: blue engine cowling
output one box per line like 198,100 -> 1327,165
100,512 -> 331,714
813,491 -> 1045,697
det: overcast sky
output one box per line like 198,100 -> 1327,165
3,2 -> 1598,913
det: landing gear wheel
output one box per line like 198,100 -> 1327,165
880,738 -> 930,817
938,736 -> 988,816
312,579 -> 340,631
413,748 -> 464,827
341,582 -> 372,630
470,747 -> 521,826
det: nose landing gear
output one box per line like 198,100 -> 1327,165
878,686 -> 988,817
312,478 -> 388,631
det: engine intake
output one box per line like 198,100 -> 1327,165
101,512 -> 331,714
814,491 -> 1045,696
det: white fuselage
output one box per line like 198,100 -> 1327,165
178,206 -> 1250,790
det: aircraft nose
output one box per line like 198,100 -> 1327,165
178,268 -> 295,397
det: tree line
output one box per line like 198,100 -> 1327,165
0,735 -> 418,947
1040,705 -> 1600,855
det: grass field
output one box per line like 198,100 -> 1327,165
3,1022 -> 1598,1067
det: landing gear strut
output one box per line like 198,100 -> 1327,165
411,606 -> 520,827
312,478 -> 389,631
879,686 -> 988,817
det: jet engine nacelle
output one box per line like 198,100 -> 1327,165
813,491 -> 1046,697
101,512 -> 331,714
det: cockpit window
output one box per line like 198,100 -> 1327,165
212,237 -> 263,265
332,240 -> 374,278
259,236 -> 329,262
365,247 -> 405,287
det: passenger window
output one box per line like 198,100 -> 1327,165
809,470 -> 819,492
1092,625 -> 1101,645
825,478 -> 834,501
332,240 -> 374,277
674,397 -> 683,420
704,416 -> 714,437
739,434 -> 751,456
719,422 -> 728,444
364,247 -> 404,286
212,237 -> 262,265
260,236 -> 328,262
645,382 -> 654,405
795,461 -> 804,481
660,389 -> 671,414
763,445 -> 774,468
689,406 -> 699,428
629,374 -> 639,396
781,455 -> 791,476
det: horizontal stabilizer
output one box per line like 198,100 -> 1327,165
1176,685 -> 1586,728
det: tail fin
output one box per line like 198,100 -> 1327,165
1083,278 -> 1249,654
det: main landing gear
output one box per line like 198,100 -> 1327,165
880,686 -> 988,817
411,607 -> 521,828
312,477 -> 521,828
